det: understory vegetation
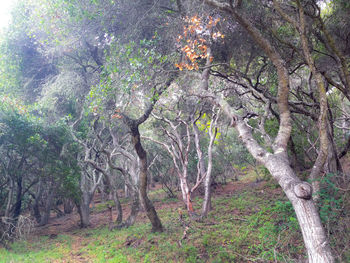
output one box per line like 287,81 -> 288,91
1,171 -> 349,262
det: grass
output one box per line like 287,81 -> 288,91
1,174 -> 348,262
0,235 -> 73,262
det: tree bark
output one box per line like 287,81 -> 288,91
124,184 -> 130,198
123,190 -> 139,227
104,169 -> 123,225
78,191 -> 92,228
63,199 -> 74,214
201,117 -> 218,217
264,155 -> 334,263
12,176 -> 23,219
178,176 -> 194,213
39,187 -> 56,226
32,180 -> 43,223
4,177 -> 14,218
130,125 -> 163,232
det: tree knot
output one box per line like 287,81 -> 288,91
293,182 -> 312,200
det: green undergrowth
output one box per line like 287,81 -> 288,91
1,180 -> 338,263
0,235 -> 72,262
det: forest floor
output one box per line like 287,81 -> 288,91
0,170 -> 349,263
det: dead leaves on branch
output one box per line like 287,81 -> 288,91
175,15 -> 224,71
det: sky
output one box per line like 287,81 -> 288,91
0,0 -> 16,30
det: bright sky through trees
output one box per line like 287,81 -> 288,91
0,0 -> 16,30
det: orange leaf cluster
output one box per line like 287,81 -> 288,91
175,15 -> 224,71
111,113 -> 122,119
112,108 -> 123,119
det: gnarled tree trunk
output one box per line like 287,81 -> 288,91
130,125 -> 163,232
264,153 -> 333,262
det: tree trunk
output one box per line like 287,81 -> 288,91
179,176 -> 194,213
111,188 -> 123,224
202,171 -> 212,217
77,191 -> 92,228
78,201 -> 90,228
131,125 -> 163,232
123,191 -> 139,227
200,109 -> 219,217
4,177 -> 14,218
39,188 -> 56,226
109,189 -> 139,230
12,177 -> 23,219
325,123 -> 342,174
124,184 -> 130,198
202,1 -> 335,261
32,180 -> 43,223
63,199 -> 74,214
32,199 -> 41,223
264,155 -> 334,262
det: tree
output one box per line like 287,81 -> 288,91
194,0 -> 335,261
147,95 -> 220,217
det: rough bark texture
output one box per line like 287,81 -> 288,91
264,155 -> 334,263
236,119 -> 334,263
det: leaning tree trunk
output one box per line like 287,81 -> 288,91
130,125 -> 163,232
233,118 -> 334,262
264,154 -> 334,262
